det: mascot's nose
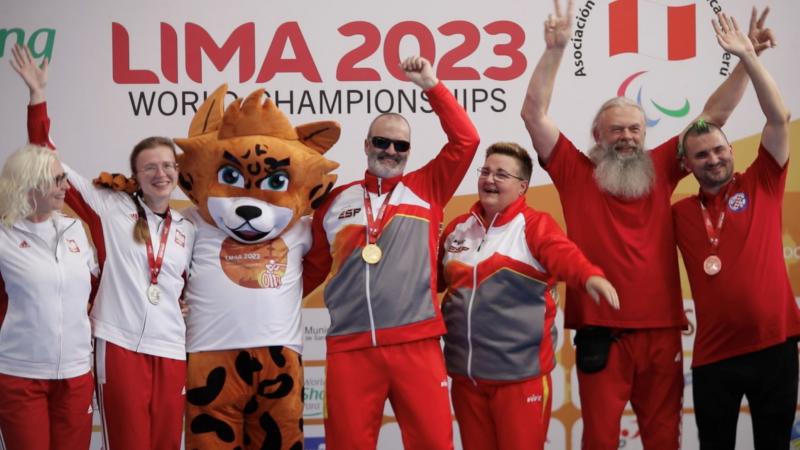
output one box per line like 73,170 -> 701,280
236,205 -> 263,221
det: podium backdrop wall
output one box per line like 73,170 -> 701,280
2,0 -> 798,448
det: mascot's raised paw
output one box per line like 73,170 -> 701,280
92,171 -> 138,193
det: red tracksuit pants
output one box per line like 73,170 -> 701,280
324,338 -> 453,450
577,328 -> 683,450
451,374 -> 552,450
0,371 -> 94,450
95,339 -> 186,450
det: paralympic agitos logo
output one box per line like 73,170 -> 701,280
610,0 -> 696,127
606,0 -> 736,129
617,70 -> 690,127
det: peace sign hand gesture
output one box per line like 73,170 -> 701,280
544,0 -> 574,49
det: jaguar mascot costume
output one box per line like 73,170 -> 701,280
175,84 -> 339,450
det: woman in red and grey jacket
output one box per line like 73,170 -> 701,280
0,145 -> 97,450
438,142 -> 619,450
13,44 -> 195,450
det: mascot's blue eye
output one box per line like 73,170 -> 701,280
258,171 -> 289,192
218,166 -> 245,188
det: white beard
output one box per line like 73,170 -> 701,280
589,142 -> 655,199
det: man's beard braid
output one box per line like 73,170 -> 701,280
588,142 -> 655,199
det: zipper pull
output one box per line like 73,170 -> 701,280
53,218 -> 61,262
475,213 -> 496,253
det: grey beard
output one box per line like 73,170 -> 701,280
589,144 -> 655,199
367,155 -> 406,179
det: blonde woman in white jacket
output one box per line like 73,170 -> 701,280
0,145 -> 97,450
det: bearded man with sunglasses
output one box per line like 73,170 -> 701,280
304,55 -> 480,450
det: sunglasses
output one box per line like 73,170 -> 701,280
370,136 -> 410,153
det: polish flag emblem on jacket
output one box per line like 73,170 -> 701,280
609,0 -> 696,61
67,239 -> 80,253
175,230 -> 186,247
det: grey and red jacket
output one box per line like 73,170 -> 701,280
303,82 -> 480,354
438,197 -> 604,382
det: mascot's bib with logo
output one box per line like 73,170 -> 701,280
176,84 -> 339,450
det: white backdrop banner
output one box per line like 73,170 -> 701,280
2,0 -> 799,448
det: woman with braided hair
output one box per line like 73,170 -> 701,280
12,43 -> 195,450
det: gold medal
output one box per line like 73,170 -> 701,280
703,255 -> 721,276
147,284 -> 161,305
361,244 -> 382,264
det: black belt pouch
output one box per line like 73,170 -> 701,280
574,326 -> 614,373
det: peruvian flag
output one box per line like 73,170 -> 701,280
609,0 -> 696,61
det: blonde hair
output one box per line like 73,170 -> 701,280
0,145 -> 60,227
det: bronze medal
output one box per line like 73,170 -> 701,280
703,255 -> 722,276
699,184 -> 734,278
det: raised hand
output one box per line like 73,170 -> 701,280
712,12 -> 755,58
747,6 -> 775,55
400,56 -> 438,90
10,44 -> 48,99
544,0 -> 573,49
585,276 -> 620,310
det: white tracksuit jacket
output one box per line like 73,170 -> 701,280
0,215 -> 96,379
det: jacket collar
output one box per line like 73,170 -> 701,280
13,213 -> 77,234
363,170 -> 402,196
470,195 -> 527,229
135,195 -> 182,222
698,175 -> 738,207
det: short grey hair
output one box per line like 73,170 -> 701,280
367,113 -> 411,139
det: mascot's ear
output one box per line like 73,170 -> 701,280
296,121 -> 341,155
186,84 -> 228,137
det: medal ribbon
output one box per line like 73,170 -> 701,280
145,211 -> 172,286
362,185 -> 393,245
699,187 -> 732,255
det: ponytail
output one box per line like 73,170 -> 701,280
131,193 -> 150,244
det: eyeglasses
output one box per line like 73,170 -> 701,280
53,173 -> 69,186
139,162 -> 179,175
370,136 -> 410,153
477,167 -> 525,182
